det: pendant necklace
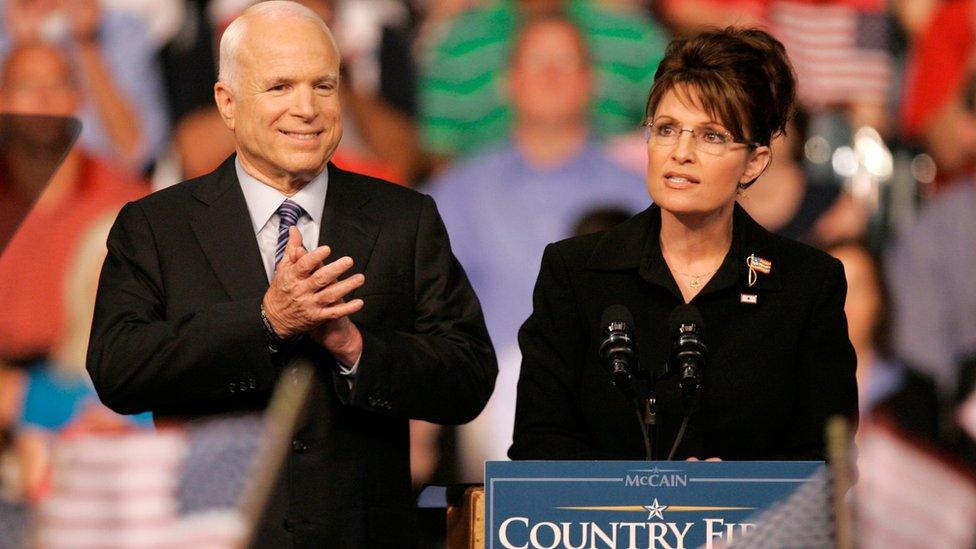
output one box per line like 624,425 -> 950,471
674,268 -> 718,289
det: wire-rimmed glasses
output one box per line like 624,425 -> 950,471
643,121 -> 758,156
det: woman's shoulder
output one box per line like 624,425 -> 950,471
545,207 -> 655,268
546,230 -> 607,258
766,229 -> 839,267
740,207 -> 841,270
736,208 -> 845,296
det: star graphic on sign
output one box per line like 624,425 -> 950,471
644,498 -> 668,520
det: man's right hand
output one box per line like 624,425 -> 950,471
262,227 -> 365,339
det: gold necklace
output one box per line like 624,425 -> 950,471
674,268 -> 718,289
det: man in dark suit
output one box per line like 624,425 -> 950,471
86,2 -> 496,546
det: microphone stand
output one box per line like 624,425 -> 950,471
643,391 -> 657,460
665,361 -> 701,461
634,376 -> 657,460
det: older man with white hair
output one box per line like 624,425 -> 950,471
86,2 -> 496,546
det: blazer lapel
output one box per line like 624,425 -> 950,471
189,157 -> 269,300
319,164 -> 379,278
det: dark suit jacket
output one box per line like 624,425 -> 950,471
509,204 -> 857,461
87,156 -> 497,548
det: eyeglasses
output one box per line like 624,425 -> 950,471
643,121 -> 758,156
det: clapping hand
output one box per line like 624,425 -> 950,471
262,227 -> 365,364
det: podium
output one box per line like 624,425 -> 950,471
447,460 -> 833,549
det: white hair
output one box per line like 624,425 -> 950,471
218,1 -> 339,93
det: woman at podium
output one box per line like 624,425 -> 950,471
509,27 -> 857,461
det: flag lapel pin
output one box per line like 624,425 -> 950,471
746,254 -> 772,287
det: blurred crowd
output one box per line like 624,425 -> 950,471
0,0 -> 975,518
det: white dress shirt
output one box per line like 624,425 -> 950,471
235,158 -> 328,281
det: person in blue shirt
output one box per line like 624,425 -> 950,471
426,14 -> 649,478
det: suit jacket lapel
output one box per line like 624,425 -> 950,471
319,163 -> 379,278
189,156 -> 269,300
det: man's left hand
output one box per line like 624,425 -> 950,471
310,308 -> 363,367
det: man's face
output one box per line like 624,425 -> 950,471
0,44 -> 79,116
215,16 -> 342,187
508,21 -> 592,127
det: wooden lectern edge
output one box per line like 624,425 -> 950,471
446,485 -> 485,549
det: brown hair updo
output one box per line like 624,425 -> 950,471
644,27 -> 796,147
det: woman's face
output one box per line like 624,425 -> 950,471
646,88 -> 769,221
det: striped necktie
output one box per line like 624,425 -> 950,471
275,199 -> 304,269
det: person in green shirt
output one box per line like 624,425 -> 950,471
419,0 -> 668,162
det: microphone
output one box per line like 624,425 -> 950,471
668,304 -> 707,412
599,305 -> 638,397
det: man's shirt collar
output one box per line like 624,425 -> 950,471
235,157 -> 329,234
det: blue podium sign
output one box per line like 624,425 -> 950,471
485,461 -> 824,549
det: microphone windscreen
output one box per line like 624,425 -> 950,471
668,304 -> 704,335
601,304 -> 634,328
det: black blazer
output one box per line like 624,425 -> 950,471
509,204 -> 857,461
87,157 -> 497,548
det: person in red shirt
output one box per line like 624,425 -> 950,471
0,42 -> 147,363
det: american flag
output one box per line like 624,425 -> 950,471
721,465 -> 834,548
29,413 -> 266,549
769,0 -> 893,108
856,417 -> 976,549
746,255 -> 772,274
0,363 -> 312,549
